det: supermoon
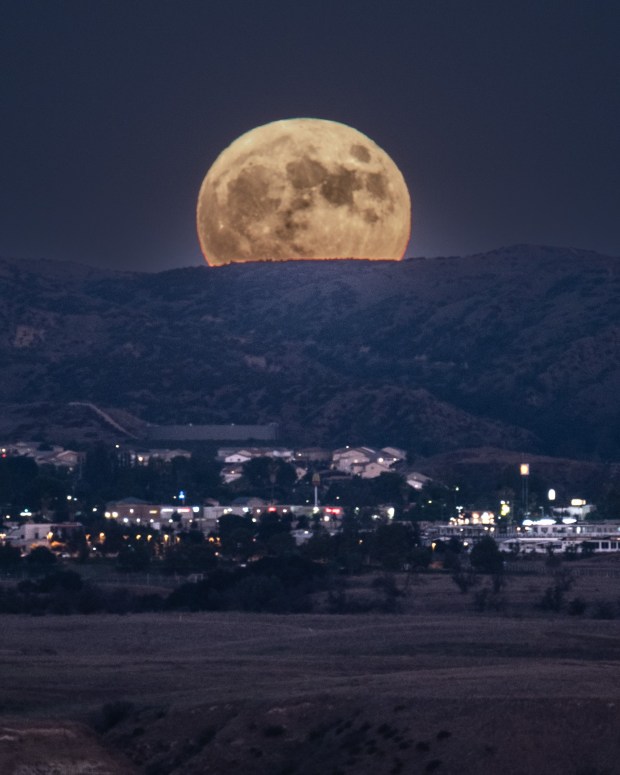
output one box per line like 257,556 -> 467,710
196,118 -> 411,266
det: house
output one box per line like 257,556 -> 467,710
333,446 -> 405,479
406,471 -> 432,490
221,464 -> 243,484
332,446 -> 377,473
4,522 -> 85,554
223,451 -> 253,464
294,447 -> 331,463
44,449 -> 82,469
0,442 -> 82,470
356,461 -> 393,479
380,446 -> 407,462
129,448 -> 191,465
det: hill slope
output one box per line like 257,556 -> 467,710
1,245 -> 619,458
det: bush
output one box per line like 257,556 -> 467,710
538,570 -> 574,613
372,573 -> 404,612
25,546 -> 57,572
36,570 -> 83,593
451,569 -> 478,594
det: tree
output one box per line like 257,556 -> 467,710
0,456 -> 39,510
256,511 -> 292,543
241,457 -> 297,499
117,543 -> 151,572
370,472 -> 408,505
371,523 -> 416,570
470,535 -> 503,575
301,529 -> 335,563
161,542 -> 217,574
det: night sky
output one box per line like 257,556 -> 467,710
2,0 -> 619,272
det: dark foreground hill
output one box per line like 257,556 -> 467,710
1,245 -> 619,459
2,603 -> 620,774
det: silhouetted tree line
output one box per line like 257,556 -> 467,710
0,556 -> 329,615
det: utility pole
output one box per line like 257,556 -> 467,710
312,472 -> 321,509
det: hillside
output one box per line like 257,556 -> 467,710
1,245 -> 619,458
3,606 -> 620,774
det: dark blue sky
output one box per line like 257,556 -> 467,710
2,0 -> 619,271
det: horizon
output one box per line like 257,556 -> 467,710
3,241 -> 620,275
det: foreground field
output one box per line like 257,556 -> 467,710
1,582 -> 620,775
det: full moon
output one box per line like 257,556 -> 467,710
196,118 -> 411,266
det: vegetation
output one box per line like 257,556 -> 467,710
2,248 -> 620,460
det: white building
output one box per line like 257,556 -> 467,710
221,464 -> 243,483
332,446 -> 407,479
218,447 -> 294,463
0,443 -> 81,470
332,446 -> 377,473
3,522 -> 85,554
406,471 -> 432,490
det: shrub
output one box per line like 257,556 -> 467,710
451,569 -> 477,594
537,568 -> 574,613
25,546 -> 57,572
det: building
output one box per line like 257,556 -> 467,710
0,442 -> 82,470
4,522 -> 85,554
129,448 -> 191,465
332,446 -> 407,479
406,471 -> 432,490
218,447 -> 294,463
332,446 -> 377,473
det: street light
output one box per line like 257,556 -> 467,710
520,464 -> 530,517
547,488 -> 556,518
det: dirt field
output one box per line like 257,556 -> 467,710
1,566 -> 620,774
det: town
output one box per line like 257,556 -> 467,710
2,438 -> 619,570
